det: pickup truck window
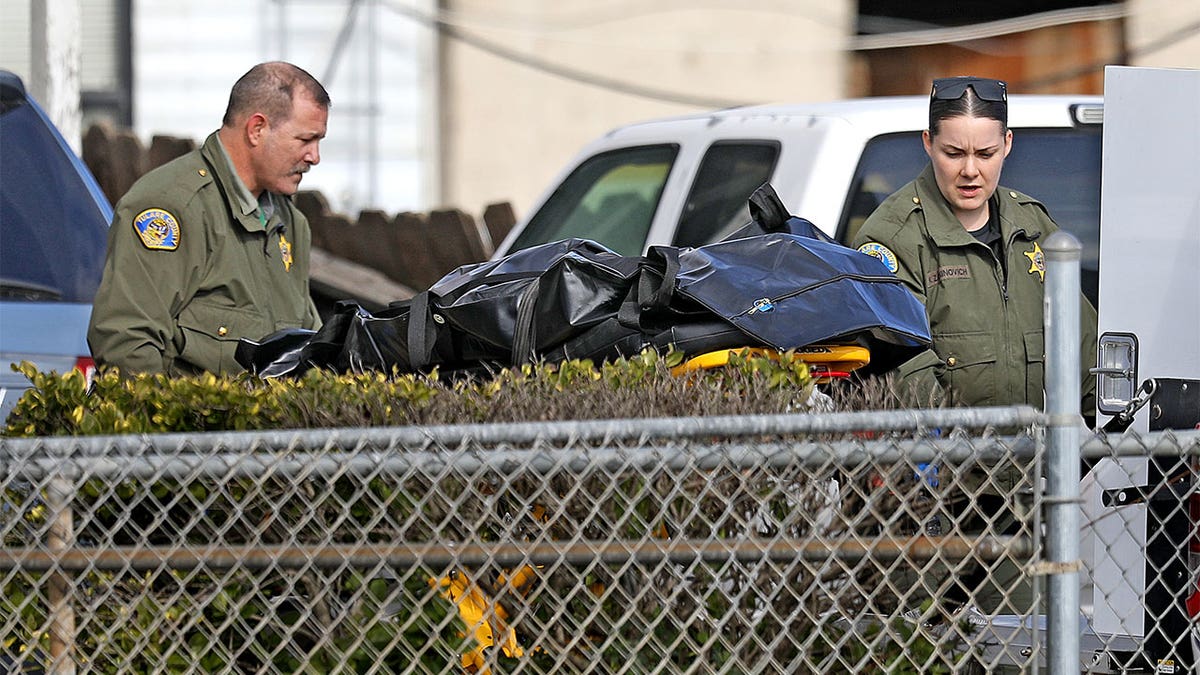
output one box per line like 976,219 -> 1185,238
508,144 -> 677,257
672,141 -> 780,248
837,128 -> 1102,304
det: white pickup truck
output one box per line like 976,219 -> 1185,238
493,91 -> 1200,672
494,95 -> 1104,305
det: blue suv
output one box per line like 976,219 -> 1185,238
0,70 -> 112,425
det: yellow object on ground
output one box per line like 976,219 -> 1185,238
432,564 -> 540,673
670,345 -> 870,383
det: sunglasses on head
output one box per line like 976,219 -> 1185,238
930,77 -> 1007,103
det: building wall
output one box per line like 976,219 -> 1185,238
1127,0 -> 1200,68
3,0 -> 436,215
438,1 -> 854,217
859,20 -> 1123,97
131,0 -> 436,216
1,0 -> 126,131
7,1 -> 1198,220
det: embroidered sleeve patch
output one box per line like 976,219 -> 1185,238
132,208 -> 181,251
856,242 -> 899,273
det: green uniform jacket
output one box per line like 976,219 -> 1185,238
851,164 -> 1097,413
88,132 -> 321,375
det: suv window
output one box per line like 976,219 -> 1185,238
672,141 -> 780,248
1,77 -> 110,303
836,128 -> 1102,305
509,144 -> 677,257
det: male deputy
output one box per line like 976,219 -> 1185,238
88,62 -> 329,375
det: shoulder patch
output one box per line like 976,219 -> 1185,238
133,208 -> 181,251
857,242 -> 899,273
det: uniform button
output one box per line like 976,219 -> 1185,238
947,357 -> 957,366
1009,191 -> 1018,199
912,196 -> 920,204
199,169 -> 208,177
217,326 -> 228,337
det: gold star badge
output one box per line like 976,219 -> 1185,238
279,233 -> 294,272
1024,242 -> 1045,282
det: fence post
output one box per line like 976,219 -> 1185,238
1043,230 -> 1082,675
46,475 -> 76,675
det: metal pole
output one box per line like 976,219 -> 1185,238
1,434 -> 1034,483
1043,230 -> 1082,674
368,0 -> 380,207
0,535 -> 1030,573
0,406 -> 1043,458
29,0 -> 82,154
46,477 -> 76,675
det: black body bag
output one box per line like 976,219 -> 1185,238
237,184 -> 931,377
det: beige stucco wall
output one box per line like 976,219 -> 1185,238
438,1 -> 853,219
1127,0 -> 1200,68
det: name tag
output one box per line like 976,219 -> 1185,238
926,265 -> 971,286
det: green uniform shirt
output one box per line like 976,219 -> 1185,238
851,164 -> 1097,412
88,132 -> 321,375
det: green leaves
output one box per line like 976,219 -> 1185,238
5,348 -> 815,438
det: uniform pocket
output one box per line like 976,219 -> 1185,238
932,331 -> 997,406
1023,329 -> 1045,409
176,300 -> 273,374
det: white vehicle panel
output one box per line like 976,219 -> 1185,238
495,95 -> 1102,259
1088,64 -> 1200,646
1098,66 -> 1200,419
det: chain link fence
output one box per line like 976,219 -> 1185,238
3,410 -> 1199,674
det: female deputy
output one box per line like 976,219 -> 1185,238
852,78 -> 1098,615
851,76 -> 1096,418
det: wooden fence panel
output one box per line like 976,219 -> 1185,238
147,135 -> 195,172
81,123 -> 513,299
312,212 -> 356,262
390,212 -> 442,290
427,209 -> 488,275
81,124 -> 115,205
482,201 -> 517,253
112,132 -> 147,207
294,191 -> 334,250
349,210 -> 402,283
82,122 -> 141,207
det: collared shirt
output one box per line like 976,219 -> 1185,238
968,197 -> 1005,273
214,136 -> 276,223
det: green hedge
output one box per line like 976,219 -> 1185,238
4,348 -> 815,437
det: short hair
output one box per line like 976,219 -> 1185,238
221,62 -> 330,128
929,81 -> 1007,137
